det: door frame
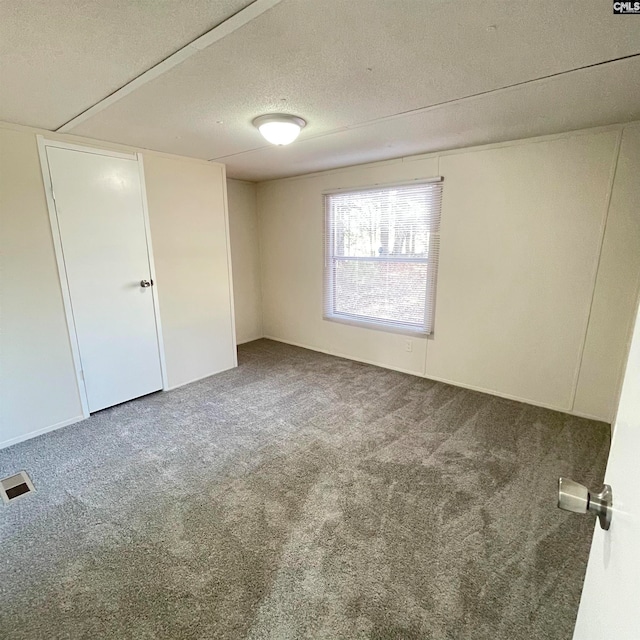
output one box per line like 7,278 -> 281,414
37,136 -> 168,417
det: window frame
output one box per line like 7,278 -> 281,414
323,178 -> 443,337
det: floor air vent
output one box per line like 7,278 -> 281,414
1,471 -> 35,504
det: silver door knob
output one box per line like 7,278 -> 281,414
140,279 -> 153,288
558,478 -> 612,530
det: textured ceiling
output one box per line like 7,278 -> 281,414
1,0 -> 639,180
219,56 -> 640,181
0,0 -> 253,129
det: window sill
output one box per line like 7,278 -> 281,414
323,314 -> 429,337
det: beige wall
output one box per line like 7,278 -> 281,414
0,127 -> 84,444
227,179 -> 263,344
257,125 -> 640,421
143,155 -> 236,390
2,121 -> 638,448
427,132 -> 617,411
573,124 -> 640,420
259,159 -> 437,375
0,123 -> 236,447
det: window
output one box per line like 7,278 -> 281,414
323,180 -> 442,335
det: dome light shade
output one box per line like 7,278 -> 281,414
253,114 -> 306,145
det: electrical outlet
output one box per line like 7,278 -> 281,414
405,339 -> 413,352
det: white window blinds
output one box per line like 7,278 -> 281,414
324,180 -> 443,335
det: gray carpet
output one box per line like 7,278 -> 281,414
0,339 -> 610,640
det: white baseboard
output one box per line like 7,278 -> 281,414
262,335 -> 611,424
236,334 -> 264,345
262,335 -> 426,377
1,338 -> 608,453
421,371 -> 571,415
420,374 -> 608,423
163,363 -> 237,391
0,415 -> 86,450
566,409 -> 611,423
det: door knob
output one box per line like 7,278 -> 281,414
140,279 -> 153,288
558,478 -> 612,530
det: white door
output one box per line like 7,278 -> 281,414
46,146 -> 163,412
572,294 -> 640,639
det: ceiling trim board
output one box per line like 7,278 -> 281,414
334,51 -> 640,137
254,121 -> 638,185
0,119 -> 225,168
227,177 -> 259,185
56,0 -> 283,133
210,52 -> 640,163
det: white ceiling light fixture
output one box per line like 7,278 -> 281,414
253,114 -> 306,145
